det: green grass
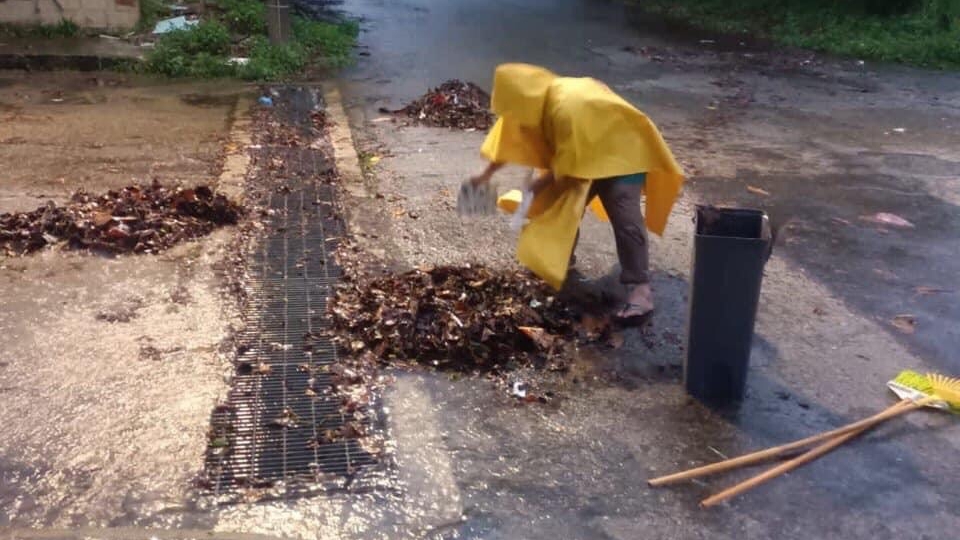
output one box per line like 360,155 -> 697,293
144,14 -> 359,80
293,16 -> 359,67
145,20 -> 233,77
634,0 -> 960,68
218,0 -> 267,36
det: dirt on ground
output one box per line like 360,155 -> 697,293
0,71 -> 244,214
0,71 -> 251,529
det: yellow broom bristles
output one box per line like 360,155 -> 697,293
927,373 -> 960,411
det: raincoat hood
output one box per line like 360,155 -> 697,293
490,63 -> 557,127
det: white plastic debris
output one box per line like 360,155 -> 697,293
861,212 -> 914,228
510,189 -> 534,231
511,381 -> 528,398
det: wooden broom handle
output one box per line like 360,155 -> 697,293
700,400 -> 923,507
648,399 -> 913,487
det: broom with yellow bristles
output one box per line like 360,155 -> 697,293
648,371 -> 960,507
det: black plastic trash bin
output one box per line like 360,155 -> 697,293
685,206 -> 771,407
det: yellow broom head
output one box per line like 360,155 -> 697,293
890,370 -> 933,395
927,373 -> 960,412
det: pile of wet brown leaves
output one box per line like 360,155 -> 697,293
330,265 -> 595,373
0,182 -> 243,256
386,80 -> 495,130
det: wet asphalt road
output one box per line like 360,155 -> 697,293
331,0 -> 960,537
335,0 -> 960,375
1,0 -> 958,537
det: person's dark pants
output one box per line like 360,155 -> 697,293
571,173 -> 649,286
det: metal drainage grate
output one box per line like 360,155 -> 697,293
204,109 -> 386,499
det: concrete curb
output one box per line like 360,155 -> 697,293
323,85 -> 367,198
217,95 -> 255,203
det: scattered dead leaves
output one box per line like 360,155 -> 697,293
913,286 -> 952,297
0,182 -> 243,256
860,212 -> 915,229
891,314 -> 917,334
329,265 -> 593,373
383,80 -> 494,130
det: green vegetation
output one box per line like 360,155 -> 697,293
218,0 -> 267,36
146,21 -> 235,77
144,0 -> 359,80
239,37 -> 307,80
0,18 -> 81,38
635,0 -> 960,68
137,0 -> 166,33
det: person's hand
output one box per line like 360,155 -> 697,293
469,174 -> 491,187
469,162 -> 504,187
529,171 -> 555,195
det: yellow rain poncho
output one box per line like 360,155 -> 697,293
481,63 -> 684,289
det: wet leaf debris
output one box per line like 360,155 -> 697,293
383,80 -> 495,130
0,182 -> 243,256
330,265 -> 588,372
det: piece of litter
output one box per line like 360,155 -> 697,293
746,185 -> 770,196
227,57 -> 249,66
708,446 -> 729,460
529,299 -> 543,309
860,212 -> 914,228
892,127 -> 906,133
891,314 -> 916,334
913,286 -> 951,297
518,326 -> 555,350
258,96 -> 274,107
873,268 -> 898,280
511,381 -> 528,398
607,332 -> 625,349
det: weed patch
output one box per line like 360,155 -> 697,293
633,0 -> 960,68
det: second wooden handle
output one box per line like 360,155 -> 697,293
648,400 -> 912,487
699,400 -> 922,507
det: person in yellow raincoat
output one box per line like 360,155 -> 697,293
469,63 -> 684,324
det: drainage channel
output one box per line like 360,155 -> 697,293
203,87 -> 388,501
